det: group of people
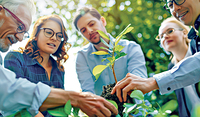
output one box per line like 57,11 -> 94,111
0,0 -> 200,117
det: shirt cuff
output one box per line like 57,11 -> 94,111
153,70 -> 175,95
28,82 -> 51,116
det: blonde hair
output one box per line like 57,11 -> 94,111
159,17 -> 191,63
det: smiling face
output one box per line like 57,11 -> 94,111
77,13 -> 107,45
36,20 -> 62,56
159,22 -> 187,52
170,0 -> 200,26
0,5 -> 32,52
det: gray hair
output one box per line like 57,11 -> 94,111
0,0 -> 36,17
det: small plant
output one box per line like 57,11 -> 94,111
92,24 -> 133,83
92,24 -> 156,117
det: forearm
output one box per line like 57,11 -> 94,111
154,52 -> 200,94
0,66 -> 50,116
40,88 -> 83,111
40,88 -> 70,111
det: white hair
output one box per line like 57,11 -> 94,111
0,0 -> 36,17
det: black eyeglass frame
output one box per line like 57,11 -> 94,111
163,0 -> 186,13
40,28 -> 64,42
3,6 -> 29,38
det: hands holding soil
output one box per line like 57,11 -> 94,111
111,73 -> 159,102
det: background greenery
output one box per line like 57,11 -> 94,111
34,0 -> 178,116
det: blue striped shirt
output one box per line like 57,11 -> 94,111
4,51 -> 64,89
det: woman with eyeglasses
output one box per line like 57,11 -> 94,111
4,14 -> 71,117
156,17 -> 200,117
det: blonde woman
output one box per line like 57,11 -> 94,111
156,17 -> 199,117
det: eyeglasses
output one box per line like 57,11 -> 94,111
155,28 -> 183,41
163,0 -> 186,12
40,28 -> 64,42
3,6 -> 29,39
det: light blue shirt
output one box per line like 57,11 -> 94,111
154,52 -> 200,95
76,34 -> 147,95
0,64 -> 51,116
0,53 -> 2,65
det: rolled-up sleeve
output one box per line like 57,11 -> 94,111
154,52 -> 200,94
0,65 -> 51,116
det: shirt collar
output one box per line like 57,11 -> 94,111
188,27 -> 197,39
194,15 -> 200,30
188,15 -> 200,39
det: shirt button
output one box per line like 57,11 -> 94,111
167,87 -> 171,91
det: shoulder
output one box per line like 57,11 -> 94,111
119,39 -> 139,45
5,51 -> 23,59
77,43 -> 93,54
118,39 -> 141,50
5,51 -> 30,62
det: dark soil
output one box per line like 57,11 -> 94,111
100,83 -> 134,117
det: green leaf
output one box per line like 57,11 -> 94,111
72,107 -> 80,117
198,83 -> 200,95
160,100 -> 178,113
116,114 -> 121,117
115,52 -> 127,60
97,30 -> 110,40
115,24 -> 133,46
107,100 -> 118,109
126,104 -> 137,113
133,109 -> 140,115
124,27 -> 134,35
64,100 -> 72,115
123,113 -> 128,117
115,45 -> 125,52
130,90 -> 144,100
48,107 -> 68,117
100,37 -> 112,49
92,65 -> 108,81
123,103 -> 136,108
107,57 -> 115,63
100,47 -> 113,53
192,104 -> 200,117
92,51 -> 109,55
123,103 -> 137,114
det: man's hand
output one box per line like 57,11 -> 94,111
40,89 -> 118,117
111,73 -> 159,102
70,92 -> 118,117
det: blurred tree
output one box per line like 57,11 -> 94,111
34,0 -> 179,116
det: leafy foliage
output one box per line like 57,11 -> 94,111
92,24 -> 132,82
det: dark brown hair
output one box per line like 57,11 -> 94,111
73,6 -> 101,30
21,15 -> 71,71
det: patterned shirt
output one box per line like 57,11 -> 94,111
4,51 -> 64,89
